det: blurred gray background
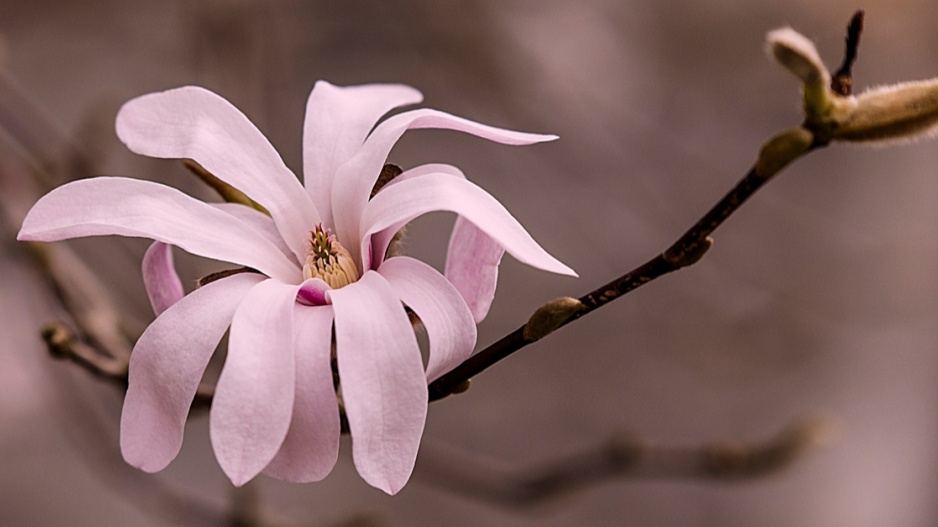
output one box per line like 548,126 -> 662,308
2,1 -> 938,525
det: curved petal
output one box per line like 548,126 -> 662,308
264,305 -> 339,482
120,272 -> 264,473
378,257 -> 476,381
445,217 -> 505,323
18,177 -> 299,282
303,81 -> 423,226
212,203 -> 294,262
367,163 -> 465,270
362,173 -> 576,278
142,241 -> 184,316
115,86 -> 318,262
297,278 -> 332,306
331,108 -> 558,265
369,164 -> 505,322
328,271 -> 427,495
210,279 -> 300,486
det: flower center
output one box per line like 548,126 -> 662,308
303,224 -> 360,289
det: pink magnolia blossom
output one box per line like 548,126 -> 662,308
18,81 -> 575,494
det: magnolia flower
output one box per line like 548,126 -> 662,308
18,81 -> 575,494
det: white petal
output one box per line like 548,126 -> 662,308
303,81 -> 422,226
331,108 -> 558,265
328,271 -> 427,495
120,272 -> 264,473
378,256 -> 477,381
368,164 -> 505,322
366,163 -> 465,270
445,217 -> 505,323
212,203 -> 295,263
142,241 -> 184,316
264,305 -> 340,483
115,86 -> 318,262
362,173 -> 576,277
18,177 -> 299,282
210,279 -> 300,486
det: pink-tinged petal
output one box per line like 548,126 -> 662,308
328,271 -> 427,495
115,86 -> 318,262
304,81 -> 422,226
142,241 -> 184,316
332,108 -> 558,265
378,257 -> 476,382
370,164 -> 505,322
264,305 -> 339,482
366,163 -> 465,270
445,217 -> 505,323
212,203 -> 295,263
210,279 -> 300,486
297,278 -> 331,306
18,177 -> 299,283
362,173 -> 576,278
120,272 -> 264,473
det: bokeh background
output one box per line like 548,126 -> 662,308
2,1 -> 938,525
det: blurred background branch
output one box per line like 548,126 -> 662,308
417,415 -> 833,508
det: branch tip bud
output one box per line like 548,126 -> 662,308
755,127 -> 815,179
41,322 -> 74,358
451,379 -> 472,395
523,297 -> 585,342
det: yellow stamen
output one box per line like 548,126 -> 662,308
302,225 -> 360,289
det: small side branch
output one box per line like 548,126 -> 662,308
418,416 -> 832,508
42,322 -> 127,378
831,10 -> 865,96
39,321 -> 215,410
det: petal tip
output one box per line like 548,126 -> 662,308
120,435 -> 173,474
226,471 -> 254,488
359,469 -> 410,496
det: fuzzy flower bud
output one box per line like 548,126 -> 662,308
523,296 -> 585,342
767,27 -> 830,88
833,79 -> 938,143
766,27 -> 856,122
755,127 -> 815,179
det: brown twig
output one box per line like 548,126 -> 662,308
38,321 -> 216,409
42,321 -> 128,378
417,416 -> 833,507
